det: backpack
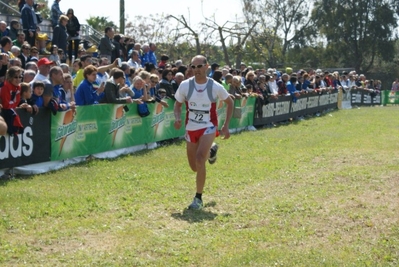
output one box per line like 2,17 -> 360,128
137,102 -> 150,117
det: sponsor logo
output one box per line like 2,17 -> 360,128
0,126 -> 34,160
55,120 -> 77,141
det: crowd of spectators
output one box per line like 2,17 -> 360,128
0,0 -> 392,136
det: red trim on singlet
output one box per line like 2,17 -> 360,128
184,101 -> 218,128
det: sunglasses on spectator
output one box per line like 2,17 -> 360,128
191,64 -> 204,69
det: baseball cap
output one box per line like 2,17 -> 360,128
37,58 -> 53,67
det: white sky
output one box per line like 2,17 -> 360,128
52,0 -> 243,30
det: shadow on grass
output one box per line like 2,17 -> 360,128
171,201 -> 221,223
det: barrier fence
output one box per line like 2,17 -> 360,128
381,90 -> 399,105
2,88 -> 387,172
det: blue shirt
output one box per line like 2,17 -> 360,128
132,87 -> 143,99
141,52 -> 150,67
74,79 -> 104,105
148,50 -> 157,66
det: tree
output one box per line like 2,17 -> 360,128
86,16 -> 118,33
242,0 -> 315,66
201,18 -> 258,68
311,0 -> 397,73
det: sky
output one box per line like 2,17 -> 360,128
52,0 -> 244,31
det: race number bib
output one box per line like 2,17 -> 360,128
188,109 -> 210,123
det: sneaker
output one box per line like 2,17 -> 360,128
208,142 -> 218,164
188,197 -> 203,210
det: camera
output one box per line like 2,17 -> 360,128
123,105 -> 129,112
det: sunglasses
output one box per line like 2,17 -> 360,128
13,76 -> 22,79
190,64 -> 204,69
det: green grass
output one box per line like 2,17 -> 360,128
1,106 -> 399,266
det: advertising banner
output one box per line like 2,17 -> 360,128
254,91 -> 338,126
381,90 -> 399,105
0,108 -> 51,168
51,101 -> 186,161
350,89 -> 381,106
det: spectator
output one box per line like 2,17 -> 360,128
244,71 -> 258,92
112,33 -> 123,62
18,82 -> 34,114
49,66 -> 74,113
148,42 -> 157,66
277,73 -> 289,95
212,70 -> 223,85
8,20 -> 20,41
302,73 -> 311,90
158,54 -> 169,69
0,66 -> 25,134
391,78 -> 399,91
286,74 -> 300,102
50,0 -> 63,29
144,62 -> 157,74
0,21 -> 10,38
66,8 -> 80,64
10,46 -> 21,58
101,69 -> 139,104
1,36 -> 15,59
12,32 -> 25,48
60,63 -> 70,73
71,58 -> 80,77
18,0 -> 45,12
23,69 -> 36,83
127,49 -> 141,69
120,62 -> 131,87
222,73 -> 233,90
229,75 -> 247,99
9,58 -> 22,68
30,80 -> 45,107
131,75 -> 149,102
62,73 -> 74,102
26,61 -> 38,73
73,54 -> 92,88
140,44 -> 150,67
173,72 -> 185,92
20,0 -> 37,47
99,26 -> 115,62
148,73 -> 159,97
29,46 -> 39,61
31,58 -> 54,108
208,62 -> 219,78
74,65 -> 105,105
158,68 -> 175,99
49,45 -> 61,65
96,57 -> 118,86
52,15 -> 68,55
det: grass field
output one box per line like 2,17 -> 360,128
1,106 -> 399,266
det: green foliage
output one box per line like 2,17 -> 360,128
86,16 -> 118,33
311,0 -> 397,73
1,107 -> 399,265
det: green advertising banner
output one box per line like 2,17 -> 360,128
382,90 -> 399,105
51,97 -> 255,161
216,96 -> 256,130
51,100 -> 186,161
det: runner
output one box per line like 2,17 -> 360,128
174,55 -> 233,210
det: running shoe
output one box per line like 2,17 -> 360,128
208,142 -> 218,164
188,197 -> 203,210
